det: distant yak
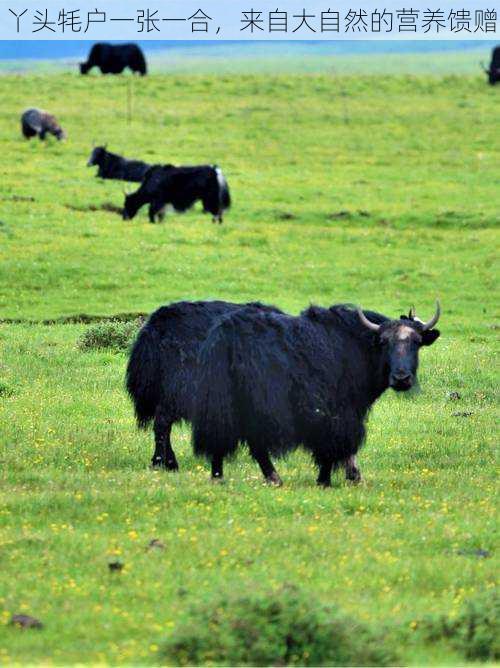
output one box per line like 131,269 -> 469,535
80,43 -> 147,76
21,108 -> 65,141
126,301 -> 282,471
123,164 -> 231,223
192,302 -> 441,486
87,146 -> 152,182
484,45 -> 500,84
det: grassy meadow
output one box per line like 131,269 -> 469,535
0,67 -> 498,665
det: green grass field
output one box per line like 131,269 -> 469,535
0,70 -> 498,665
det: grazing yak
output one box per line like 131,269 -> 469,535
483,45 -> 500,85
87,146 -> 151,182
126,301 -> 282,470
21,108 -> 65,141
192,302 -> 441,486
122,164 -> 231,223
80,43 -> 147,75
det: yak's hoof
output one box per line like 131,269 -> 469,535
211,475 -> 224,484
151,458 -> 179,471
317,479 -> 332,488
266,472 -> 283,487
346,469 -> 362,484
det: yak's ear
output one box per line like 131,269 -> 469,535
421,329 -> 440,346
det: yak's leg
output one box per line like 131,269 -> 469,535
152,412 -> 178,471
148,200 -> 166,223
249,445 -> 282,486
211,454 -> 224,481
344,455 -> 362,483
148,203 -> 157,223
314,452 -> 334,488
202,194 -> 220,224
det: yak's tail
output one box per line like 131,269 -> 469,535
126,322 -> 161,429
214,166 -> 231,211
192,320 -> 238,460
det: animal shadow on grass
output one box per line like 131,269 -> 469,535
65,202 -> 123,215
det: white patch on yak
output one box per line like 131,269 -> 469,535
215,166 -> 225,189
396,325 -> 415,340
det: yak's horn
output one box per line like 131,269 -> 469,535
422,300 -> 441,331
357,307 -> 381,332
409,305 -> 416,319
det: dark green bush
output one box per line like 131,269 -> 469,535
0,381 -> 15,398
160,585 -> 398,666
78,319 -> 140,353
421,591 -> 499,661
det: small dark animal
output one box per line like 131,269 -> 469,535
10,614 -> 43,629
483,46 -> 500,85
123,164 -> 231,223
87,146 -> 151,182
126,301 -> 282,471
80,43 -> 147,76
192,302 -> 441,486
108,560 -> 124,572
21,108 -> 65,141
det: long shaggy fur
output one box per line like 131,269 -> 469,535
126,300 -> 281,466
123,164 -> 231,223
193,304 -> 391,468
21,108 -> 65,141
80,43 -> 147,75
87,146 -> 151,182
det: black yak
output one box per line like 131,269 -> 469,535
87,146 -> 152,182
122,164 -> 231,223
126,301 -> 282,470
80,43 -> 147,75
483,45 -> 500,85
192,302 -> 441,486
21,108 -> 65,141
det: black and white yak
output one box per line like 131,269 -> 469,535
21,108 -> 65,141
126,301 -> 281,470
87,146 -> 151,182
192,302 -> 441,486
122,164 -> 231,223
80,43 -> 147,76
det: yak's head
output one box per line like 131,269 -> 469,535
357,302 -> 441,392
122,191 -> 140,220
87,146 -> 106,166
54,128 -> 66,141
80,62 -> 90,75
481,60 -> 498,85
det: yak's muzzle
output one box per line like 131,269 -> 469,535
389,372 -> 413,392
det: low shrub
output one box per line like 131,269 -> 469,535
420,591 -> 499,661
0,381 -> 15,398
159,585 -> 398,667
78,319 -> 140,353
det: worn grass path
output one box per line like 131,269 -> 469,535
0,72 -> 498,664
